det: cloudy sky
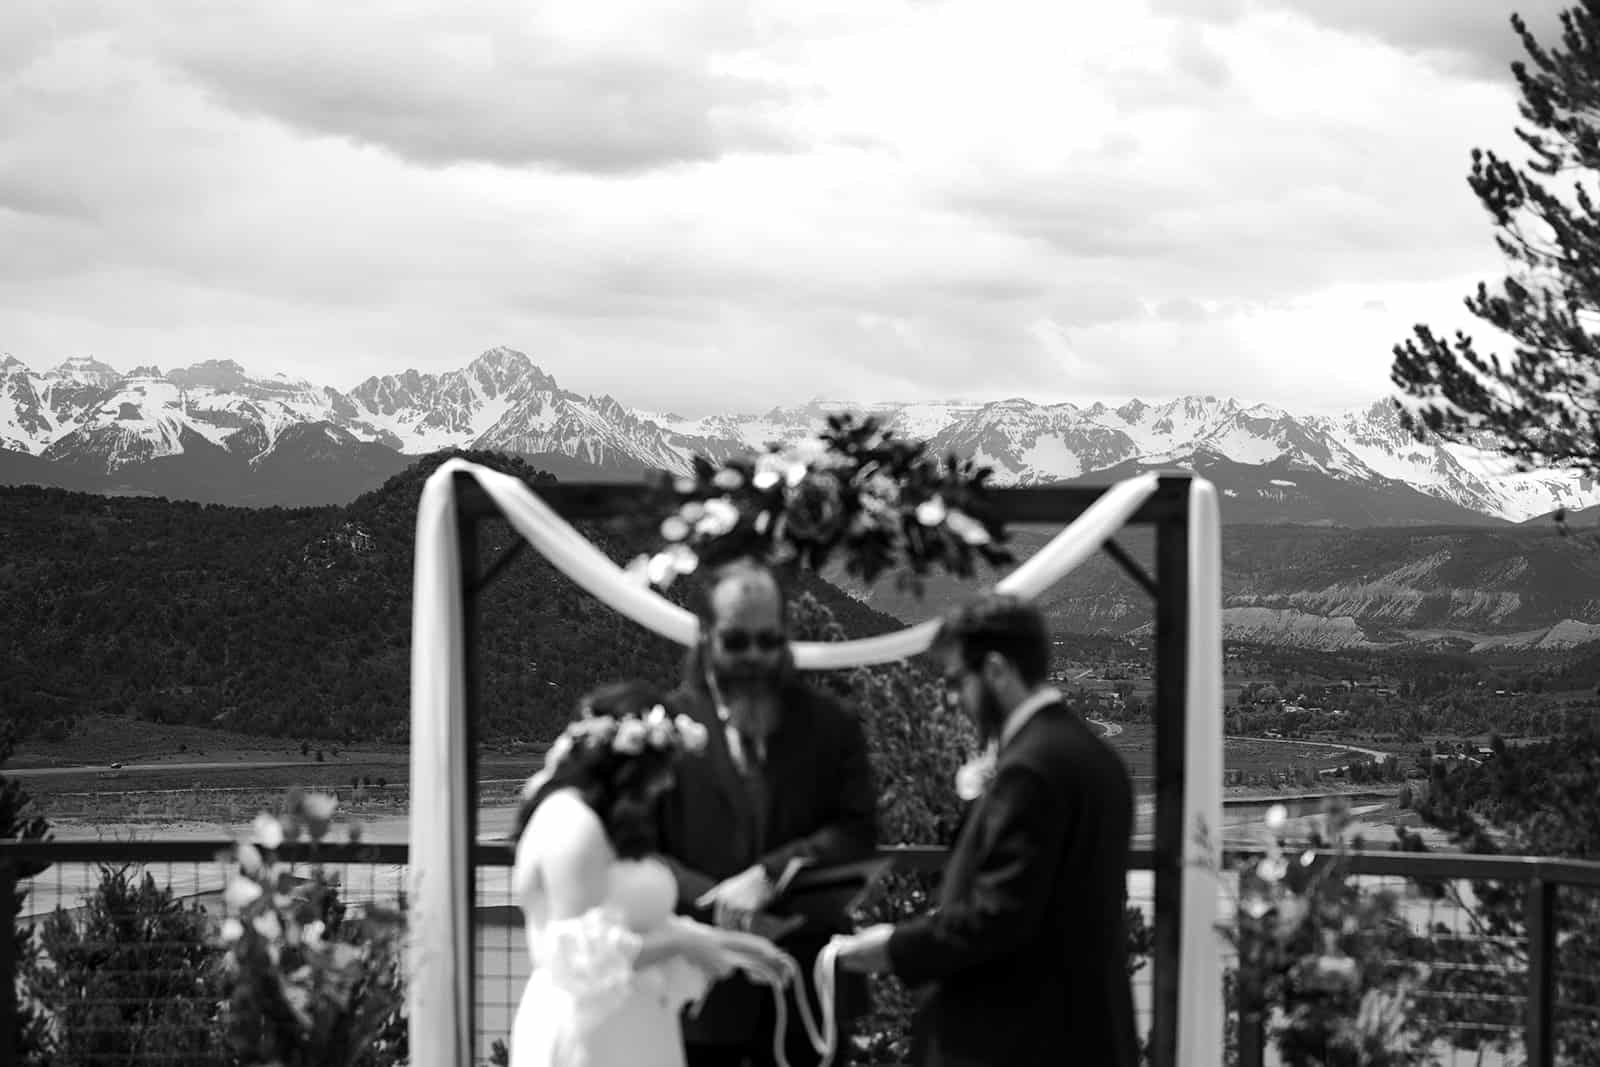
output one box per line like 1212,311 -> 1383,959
0,0 -> 1572,417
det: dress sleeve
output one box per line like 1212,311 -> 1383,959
533,906 -> 644,1032
637,917 -> 714,1015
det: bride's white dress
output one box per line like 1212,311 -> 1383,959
510,797 -> 711,1067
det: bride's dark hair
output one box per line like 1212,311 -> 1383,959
512,681 -> 679,860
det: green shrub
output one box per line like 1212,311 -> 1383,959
1,723 -> 52,1065
29,864 -> 223,1066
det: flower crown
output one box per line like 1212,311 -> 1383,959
543,704 -> 709,772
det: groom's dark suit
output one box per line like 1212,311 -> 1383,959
887,697 -> 1138,1067
655,679 -> 878,1066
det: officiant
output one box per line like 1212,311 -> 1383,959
654,557 -> 879,1067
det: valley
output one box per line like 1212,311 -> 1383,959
837,520 -> 1600,654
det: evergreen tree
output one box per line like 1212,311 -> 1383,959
1,724 -> 51,1064
29,865 -> 223,1066
1393,3 -> 1600,476
1402,723 -> 1600,1062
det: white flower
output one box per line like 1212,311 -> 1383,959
252,911 -> 282,941
712,468 -> 745,491
676,716 -> 709,752
235,842 -> 263,876
752,467 -> 782,491
251,813 -> 284,851
674,477 -> 697,494
301,792 -> 338,823
915,496 -> 947,526
1257,855 -> 1289,883
1240,889 -> 1273,920
647,551 -> 678,588
644,704 -> 674,746
225,877 -> 263,911
792,437 -> 829,465
695,497 -> 740,537
944,509 -> 991,546
660,515 -> 690,542
754,510 -> 773,534
219,917 -> 245,944
955,745 -> 998,801
1264,804 -> 1289,831
623,554 -> 654,587
302,920 -> 326,949
614,719 -> 649,755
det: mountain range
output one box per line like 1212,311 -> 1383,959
4,347 -> 1598,522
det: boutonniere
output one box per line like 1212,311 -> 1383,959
954,743 -> 998,801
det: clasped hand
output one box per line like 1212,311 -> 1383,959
830,923 -> 893,974
685,923 -> 796,989
695,864 -> 775,932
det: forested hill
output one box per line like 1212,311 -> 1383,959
0,451 -> 906,744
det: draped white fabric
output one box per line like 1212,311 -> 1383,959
408,457 -> 1224,1067
1179,480 -> 1224,1067
408,469 -> 476,1067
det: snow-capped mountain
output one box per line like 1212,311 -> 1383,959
3,346 -> 1598,521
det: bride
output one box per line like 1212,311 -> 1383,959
510,682 -> 795,1067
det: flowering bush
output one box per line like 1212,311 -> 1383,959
1226,799 -> 1433,1067
215,789 -> 407,1067
630,413 -> 1011,594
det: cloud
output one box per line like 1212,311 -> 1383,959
1150,0 -> 1571,81
126,1 -> 808,175
0,0 -> 1548,417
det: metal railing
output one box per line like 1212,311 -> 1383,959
3,838 -> 1598,1065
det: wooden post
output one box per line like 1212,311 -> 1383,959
1150,475 -> 1191,1067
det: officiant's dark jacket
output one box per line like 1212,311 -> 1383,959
888,698 -> 1138,1067
654,679 -> 878,1051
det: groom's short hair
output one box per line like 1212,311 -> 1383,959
934,594 -> 1051,686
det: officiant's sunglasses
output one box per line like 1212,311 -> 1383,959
715,628 -> 786,653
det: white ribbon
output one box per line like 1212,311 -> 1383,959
742,939 -> 844,1067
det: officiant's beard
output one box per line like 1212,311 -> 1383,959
710,664 -> 784,738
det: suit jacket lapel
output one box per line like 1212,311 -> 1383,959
683,694 -> 760,856
939,704 -> 1066,906
759,698 -> 810,856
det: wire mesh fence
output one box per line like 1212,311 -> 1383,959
5,841 -> 1598,1066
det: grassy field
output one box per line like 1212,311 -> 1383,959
1102,722 -> 1373,782
8,712 -> 1386,829
8,714 -> 542,802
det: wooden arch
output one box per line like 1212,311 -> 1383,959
408,463 -> 1222,1067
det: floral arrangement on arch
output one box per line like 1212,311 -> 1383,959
1223,798 -> 1435,1067
628,413 -> 1013,594
214,789 -> 407,1067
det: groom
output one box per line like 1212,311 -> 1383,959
833,594 -> 1139,1067
655,558 -> 878,1067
